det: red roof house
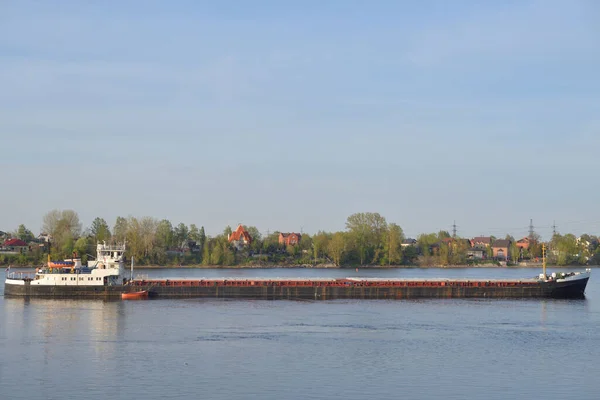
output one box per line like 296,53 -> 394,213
470,237 -> 492,247
4,238 -> 28,247
228,225 -> 252,249
2,238 -> 30,254
516,237 -> 531,250
279,232 -> 302,246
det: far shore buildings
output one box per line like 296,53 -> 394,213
491,239 -> 511,260
470,237 -> 492,247
279,232 -> 302,246
228,225 -> 252,250
516,237 -> 531,250
1,238 -> 30,254
401,238 -> 417,247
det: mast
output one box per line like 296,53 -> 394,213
542,243 -> 547,279
130,256 -> 134,281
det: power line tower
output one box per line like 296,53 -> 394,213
528,219 -> 534,240
452,220 -> 457,238
552,221 -> 557,236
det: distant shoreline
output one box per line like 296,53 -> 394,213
6,263 -> 597,270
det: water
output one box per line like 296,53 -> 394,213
2,267 -> 599,400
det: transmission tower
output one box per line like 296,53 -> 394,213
528,219 -> 534,240
452,220 -> 457,238
552,221 -> 557,236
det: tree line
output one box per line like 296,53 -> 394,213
1,209 -> 599,267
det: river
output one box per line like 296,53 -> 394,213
1,267 -> 599,400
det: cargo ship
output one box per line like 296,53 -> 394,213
4,243 -> 591,300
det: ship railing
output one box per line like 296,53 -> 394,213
6,271 -> 36,280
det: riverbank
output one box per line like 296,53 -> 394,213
6,263 -> 597,269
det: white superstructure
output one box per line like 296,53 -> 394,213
5,242 -> 126,287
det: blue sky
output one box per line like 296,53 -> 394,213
1,0 -> 599,240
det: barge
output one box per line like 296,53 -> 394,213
4,243 -> 591,300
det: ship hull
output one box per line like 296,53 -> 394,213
4,276 -> 589,300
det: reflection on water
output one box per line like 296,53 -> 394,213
3,297 -> 125,366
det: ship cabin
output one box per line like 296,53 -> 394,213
15,242 -> 127,287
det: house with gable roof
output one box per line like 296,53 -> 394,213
1,238 -> 30,254
492,239 -> 511,261
470,236 -> 492,247
228,224 -> 252,250
279,232 -> 302,246
516,237 -> 531,250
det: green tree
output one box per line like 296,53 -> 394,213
43,209 -> 82,257
210,239 -> 224,265
223,241 -> 236,265
74,236 -> 90,262
437,230 -> 451,240
155,220 -> 174,251
299,233 -> 313,253
139,217 -> 158,258
202,239 -> 211,265
198,226 -> 206,251
113,216 -> 128,244
327,232 -> 346,266
345,212 -> 387,265
312,231 -> 330,263
438,243 -> 450,266
417,233 -> 438,256
244,226 -> 262,252
385,223 -> 404,265
262,231 -> 281,253
125,217 -> 143,261
403,245 -> 419,264
552,233 -> 579,265
189,224 -> 200,242
510,242 -> 520,264
90,217 -> 111,244
173,223 -> 189,248
61,233 -> 75,258
16,224 -> 34,242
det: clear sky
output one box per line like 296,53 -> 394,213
1,0 -> 599,240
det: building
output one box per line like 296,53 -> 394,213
466,247 -> 486,260
516,237 -> 531,250
228,225 -> 252,250
279,232 -> 302,246
471,237 -> 492,247
2,238 -> 30,254
491,239 -> 511,260
401,239 -> 417,247
38,233 -> 52,243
